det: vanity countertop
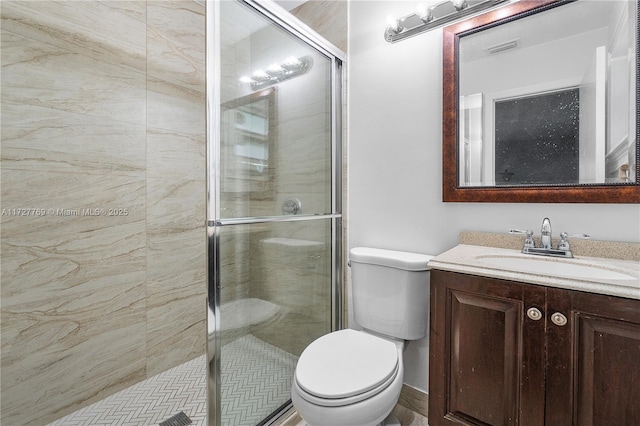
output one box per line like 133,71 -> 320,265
429,244 -> 640,300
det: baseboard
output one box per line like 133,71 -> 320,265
273,407 -> 302,426
398,384 -> 429,419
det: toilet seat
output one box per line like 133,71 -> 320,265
294,362 -> 399,407
294,329 -> 400,407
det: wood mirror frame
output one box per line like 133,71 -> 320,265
442,0 -> 640,203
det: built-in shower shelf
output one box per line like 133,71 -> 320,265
208,298 -> 282,335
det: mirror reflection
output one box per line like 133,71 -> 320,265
458,0 -> 637,187
221,88 -> 275,198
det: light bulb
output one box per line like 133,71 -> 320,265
282,56 -> 302,72
386,15 -> 402,34
451,0 -> 467,11
267,63 -> 284,73
416,3 -> 433,22
252,70 -> 269,80
283,56 -> 301,66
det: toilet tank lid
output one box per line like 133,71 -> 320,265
349,247 -> 433,271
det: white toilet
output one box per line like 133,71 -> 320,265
291,247 -> 433,426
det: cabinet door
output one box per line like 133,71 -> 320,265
429,271 -> 546,426
547,288 -> 640,425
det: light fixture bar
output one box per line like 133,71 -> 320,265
385,0 -> 509,43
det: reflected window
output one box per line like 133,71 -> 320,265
494,88 -> 579,185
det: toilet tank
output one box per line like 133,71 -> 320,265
350,247 -> 433,340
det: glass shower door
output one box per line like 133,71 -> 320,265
207,1 -> 344,424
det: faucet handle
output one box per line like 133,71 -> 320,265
524,230 -> 535,249
558,232 -> 570,251
509,229 -> 536,250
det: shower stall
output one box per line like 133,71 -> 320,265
207,1 -> 345,425
1,0 -> 343,425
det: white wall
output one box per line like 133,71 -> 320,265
461,28 -> 606,96
348,0 -> 640,393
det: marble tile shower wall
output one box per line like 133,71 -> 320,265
0,1 -> 206,425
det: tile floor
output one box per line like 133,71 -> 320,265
48,335 -> 297,426
47,334 -> 427,426
220,335 -> 298,424
48,355 -> 207,426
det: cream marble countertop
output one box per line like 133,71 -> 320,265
429,244 -> 640,300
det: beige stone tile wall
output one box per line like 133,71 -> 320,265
290,0 -> 350,327
291,0 -> 348,53
145,0 -> 206,377
0,1 -> 206,424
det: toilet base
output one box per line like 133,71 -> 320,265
380,411 -> 400,426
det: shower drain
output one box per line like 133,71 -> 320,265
159,411 -> 192,426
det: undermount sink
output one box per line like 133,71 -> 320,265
475,255 -> 636,281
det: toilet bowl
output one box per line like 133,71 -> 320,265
291,247 -> 433,426
291,329 -> 404,426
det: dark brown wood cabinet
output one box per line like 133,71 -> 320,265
429,270 -> 640,426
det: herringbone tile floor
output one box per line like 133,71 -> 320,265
48,355 -> 207,426
221,335 -> 297,425
48,335 -> 297,426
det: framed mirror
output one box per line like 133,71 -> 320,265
443,0 -> 640,202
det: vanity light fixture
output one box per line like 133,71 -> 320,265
239,55 -> 313,91
384,0 -> 509,43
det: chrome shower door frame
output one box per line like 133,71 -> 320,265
205,1 -> 346,424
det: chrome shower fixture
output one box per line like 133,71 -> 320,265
239,55 -> 313,91
384,0 -> 509,43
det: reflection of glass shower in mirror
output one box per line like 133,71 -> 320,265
458,0 -> 637,187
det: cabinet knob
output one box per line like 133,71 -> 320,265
551,312 -> 568,326
527,307 -> 543,321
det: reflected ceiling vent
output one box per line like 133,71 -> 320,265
486,38 -> 520,54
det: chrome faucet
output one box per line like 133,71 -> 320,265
540,217 -> 552,250
512,218 -> 574,258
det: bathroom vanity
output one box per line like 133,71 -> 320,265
427,236 -> 640,426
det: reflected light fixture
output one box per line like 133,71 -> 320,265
385,0 -> 509,43
239,55 -> 313,91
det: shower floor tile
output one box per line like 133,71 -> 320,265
48,355 -> 206,426
221,335 -> 298,425
47,335 -> 297,426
